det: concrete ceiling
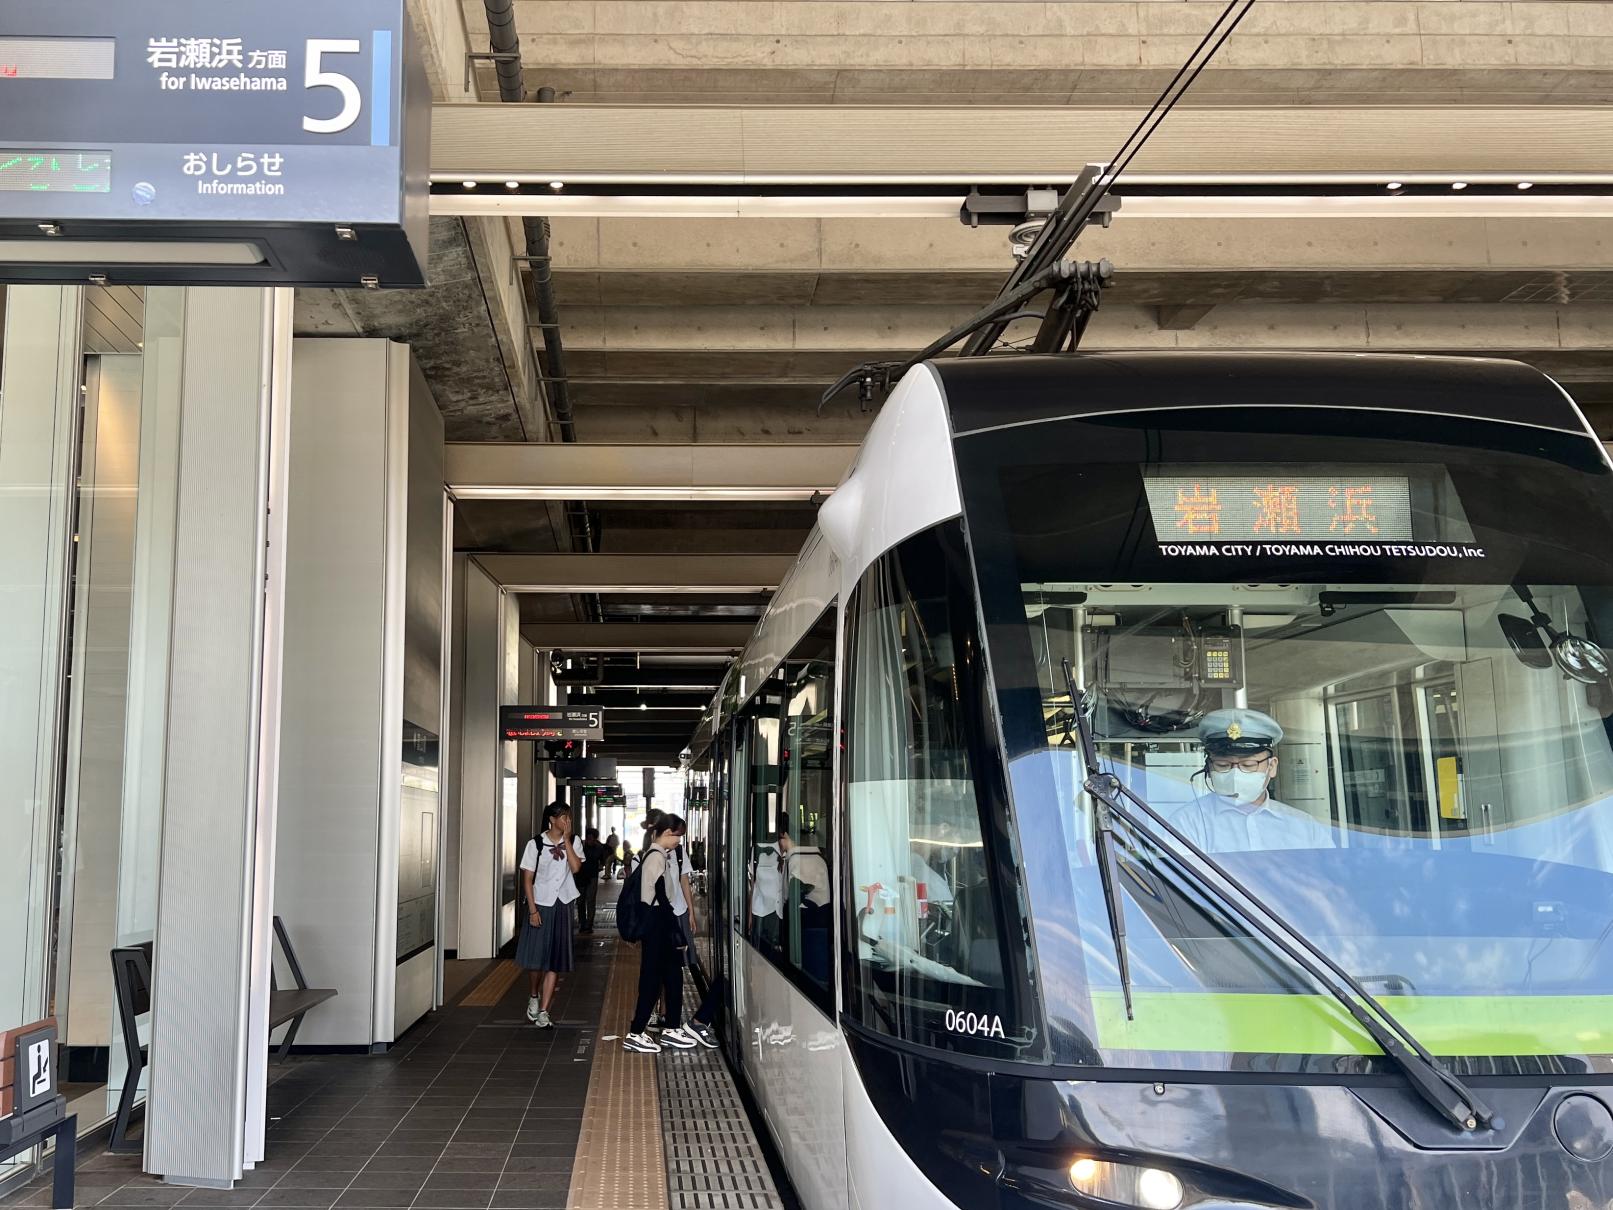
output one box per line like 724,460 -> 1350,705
461,1 -> 1613,107
397,0 -> 1613,763
296,216 -> 536,441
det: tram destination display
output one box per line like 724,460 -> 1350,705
0,0 -> 429,287
501,707 -> 604,743
1144,471 -> 1414,542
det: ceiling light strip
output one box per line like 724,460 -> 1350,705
431,193 -> 1613,221
501,584 -> 777,594
450,486 -> 832,501
432,171 -> 1613,187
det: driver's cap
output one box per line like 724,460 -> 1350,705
1199,708 -> 1283,757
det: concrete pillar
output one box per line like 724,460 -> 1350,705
517,638 -> 536,840
145,288 -> 292,1188
453,559 -> 504,959
274,340 -> 446,1049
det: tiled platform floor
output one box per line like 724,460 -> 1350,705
0,930 -> 617,1210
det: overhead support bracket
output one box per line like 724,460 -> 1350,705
464,51 -> 522,94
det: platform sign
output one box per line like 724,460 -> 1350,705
0,0 -> 429,286
0,1019 -> 57,1120
501,707 -> 605,743
554,757 -> 618,785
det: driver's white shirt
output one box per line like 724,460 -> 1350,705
1169,791 -> 1335,853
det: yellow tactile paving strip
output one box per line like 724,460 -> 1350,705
568,941 -> 669,1210
461,958 -> 521,1007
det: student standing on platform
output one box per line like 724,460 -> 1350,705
640,808 -> 663,867
603,830 -> 621,878
647,828 -> 697,1032
518,801 -> 584,1028
624,814 -> 701,1054
578,826 -> 607,934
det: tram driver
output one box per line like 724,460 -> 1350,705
1169,708 -> 1335,853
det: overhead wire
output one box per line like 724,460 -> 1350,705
960,0 -> 1257,357
1029,0 -> 1255,276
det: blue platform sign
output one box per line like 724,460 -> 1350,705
0,0 -> 430,287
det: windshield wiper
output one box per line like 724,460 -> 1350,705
1058,660 -> 1494,1135
1064,663 -> 1138,1021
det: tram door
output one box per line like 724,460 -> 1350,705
726,717 -> 755,1054
708,740 -> 736,1055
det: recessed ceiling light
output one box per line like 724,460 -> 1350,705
549,181 -> 565,191
462,180 -> 477,189
505,180 -> 520,190
1517,181 -> 1534,190
1386,181 -> 1404,191
1451,181 -> 1468,191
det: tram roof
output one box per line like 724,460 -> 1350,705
929,351 -> 1584,439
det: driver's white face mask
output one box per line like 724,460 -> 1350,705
1209,766 -> 1270,803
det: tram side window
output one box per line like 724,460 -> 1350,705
779,610 -> 836,1007
743,610 -> 837,1014
844,524 -> 1016,1051
745,705 -> 784,959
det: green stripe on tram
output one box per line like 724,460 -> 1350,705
1092,991 -> 1613,1056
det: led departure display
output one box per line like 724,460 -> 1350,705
1143,473 -> 1414,542
0,150 -> 112,193
501,707 -> 604,743
0,37 -> 116,81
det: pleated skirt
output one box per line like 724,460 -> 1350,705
516,899 -> 575,973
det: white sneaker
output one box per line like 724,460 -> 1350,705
525,997 -> 541,1023
660,1026 -> 698,1050
536,1010 -> 552,1029
623,1031 -> 661,1054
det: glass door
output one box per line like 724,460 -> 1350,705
1330,690 -> 1418,840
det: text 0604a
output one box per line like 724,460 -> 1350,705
945,1010 -> 1006,1039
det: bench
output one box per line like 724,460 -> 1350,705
267,918 -> 338,1059
109,918 -> 336,1154
0,1018 -> 74,1209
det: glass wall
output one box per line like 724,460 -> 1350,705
0,286 -> 185,1169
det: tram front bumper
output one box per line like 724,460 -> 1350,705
995,1077 -> 1613,1209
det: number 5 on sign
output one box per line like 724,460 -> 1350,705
303,39 -> 362,134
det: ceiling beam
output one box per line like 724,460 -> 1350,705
432,104 -> 1613,187
1156,304 -> 1216,331
591,671 -> 725,691
475,553 -> 794,593
521,623 -> 756,653
447,442 -> 854,502
572,694 -> 711,710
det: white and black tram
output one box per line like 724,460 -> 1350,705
685,351 -> 1613,1210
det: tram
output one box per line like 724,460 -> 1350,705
685,351 -> 1613,1210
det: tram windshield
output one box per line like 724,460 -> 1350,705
959,406 -> 1613,1073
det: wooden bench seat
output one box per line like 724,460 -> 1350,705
269,987 -> 337,1031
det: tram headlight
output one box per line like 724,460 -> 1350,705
1068,1157 -> 1185,1209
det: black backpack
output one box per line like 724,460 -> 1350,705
616,852 -> 672,942
616,863 -> 651,942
